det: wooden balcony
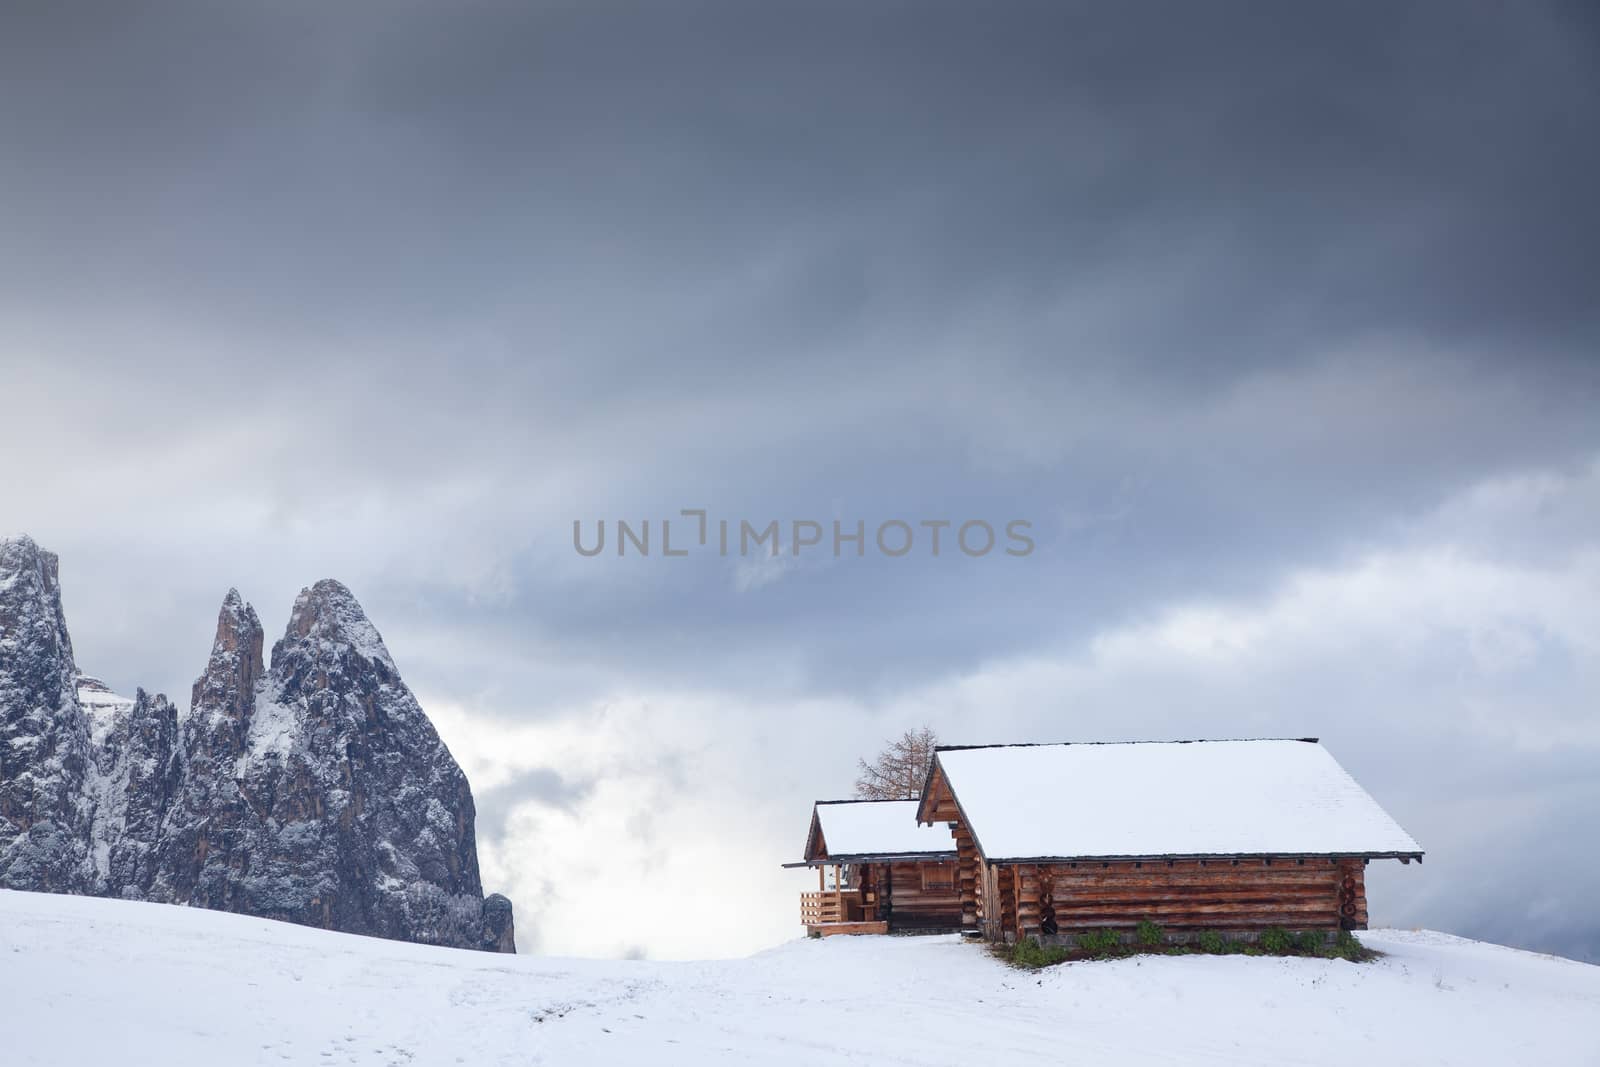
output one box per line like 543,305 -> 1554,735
799,888 -> 855,925
799,889 -> 888,936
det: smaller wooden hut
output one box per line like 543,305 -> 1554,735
784,799 -> 962,936
916,738 -> 1423,944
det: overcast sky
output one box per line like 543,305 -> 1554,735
2,1 -> 1597,961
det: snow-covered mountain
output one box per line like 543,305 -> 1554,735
0,535 -> 514,952
80,676 -> 182,897
0,537 -> 95,894
2,888 -> 1596,1066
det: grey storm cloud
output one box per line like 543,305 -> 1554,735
3,2 -> 1597,344
4,0 -> 1596,695
1,1 -> 1597,958
475,768 -> 597,837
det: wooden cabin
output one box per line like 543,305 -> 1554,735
915,738 -> 1423,945
784,799 -> 963,936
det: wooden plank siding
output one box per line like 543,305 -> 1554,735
805,921 -> 889,937
921,763 -> 1374,943
915,747 -> 1400,945
999,864 -> 1018,938
1005,857 -> 1369,942
920,769 -> 980,932
882,860 -> 962,930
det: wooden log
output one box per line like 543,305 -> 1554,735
990,857 -> 1354,933
940,856 -> 1383,941
1336,858 -> 1370,929
999,865 -> 1018,936
1052,900 -> 1344,919
1043,869 -> 1342,888
1054,886 -> 1333,901
1059,916 -> 1343,931
954,825 -> 980,928
1014,864 -> 1041,939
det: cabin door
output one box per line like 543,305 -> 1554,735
861,864 -> 878,923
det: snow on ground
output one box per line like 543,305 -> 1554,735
2,889 -> 1596,1066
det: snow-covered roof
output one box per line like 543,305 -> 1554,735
807,800 -> 956,862
927,739 -> 1422,861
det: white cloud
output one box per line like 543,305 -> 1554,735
421,457 -> 1600,959
732,552 -> 798,593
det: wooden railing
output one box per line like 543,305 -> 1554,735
800,889 -> 862,925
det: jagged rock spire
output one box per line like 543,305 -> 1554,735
178,576 -> 509,949
186,588 -> 264,762
257,578 -> 495,941
277,579 -> 395,670
0,541 -> 515,952
0,535 -> 93,891
89,686 -> 182,896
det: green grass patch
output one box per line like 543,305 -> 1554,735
1259,927 -> 1293,953
991,926 -> 1380,970
995,937 -> 1074,969
1322,930 -> 1377,962
1075,929 -> 1122,957
1294,930 -> 1325,953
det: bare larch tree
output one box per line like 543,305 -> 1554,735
854,726 -> 940,800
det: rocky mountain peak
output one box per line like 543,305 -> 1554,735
1,535 -> 77,677
210,588 -> 265,678
1,538 -> 516,953
187,588 -> 264,762
0,535 -> 93,893
241,579 -> 507,948
275,578 -> 395,673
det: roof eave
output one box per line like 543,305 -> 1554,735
981,850 -> 1425,865
782,850 -> 959,869
913,755 -> 943,824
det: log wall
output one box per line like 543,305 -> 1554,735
926,762 -> 1381,944
977,861 -> 1001,940
954,827 -> 980,931
1006,857 -> 1369,942
881,860 -> 963,930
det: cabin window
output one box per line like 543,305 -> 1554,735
921,864 -> 954,892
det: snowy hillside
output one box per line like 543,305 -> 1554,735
3,890 -> 1596,1066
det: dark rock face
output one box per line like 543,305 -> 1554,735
0,538 -> 95,892
161,580 -> 507,948
82,679 -> 184,898
0,536 -> 515,952
150,591 -> 271,915
480,892 -> 517,953
188,589 -> 264,766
